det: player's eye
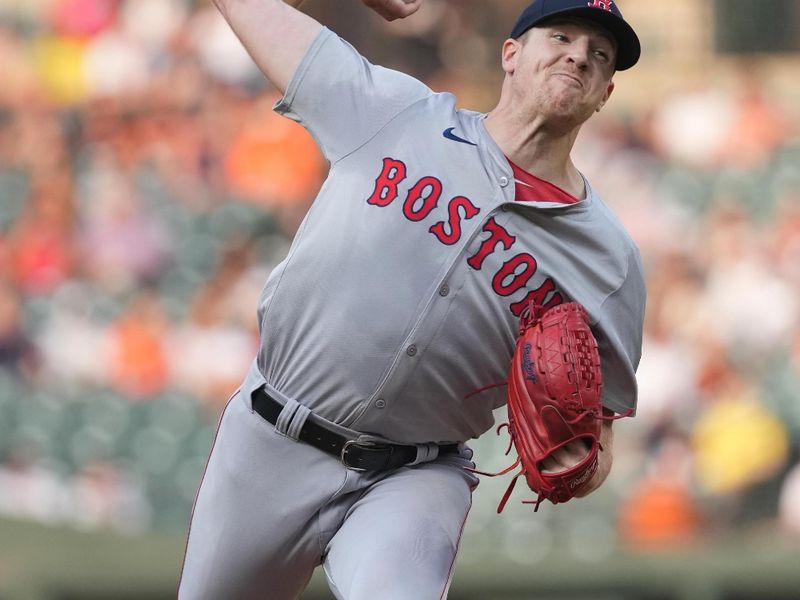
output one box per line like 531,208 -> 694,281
552,32 -> 569,42
593,49 -> 609,61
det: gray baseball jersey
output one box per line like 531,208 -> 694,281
241,28 -> 645,444
180,27 -> 645,600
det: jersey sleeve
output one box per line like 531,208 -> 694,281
273,27 -> 434,163
595,246 -> 646,416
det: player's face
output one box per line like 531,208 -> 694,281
505,18 -> 616,128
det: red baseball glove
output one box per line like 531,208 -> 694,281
473,302 -> 607,512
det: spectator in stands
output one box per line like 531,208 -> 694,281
78,150 -> 172,293
0,280 -> 39,378
6,173 -> 77,295
108,290 -> 171,399
167,242 -> 260,411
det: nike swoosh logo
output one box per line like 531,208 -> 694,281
442,127 -> 476,146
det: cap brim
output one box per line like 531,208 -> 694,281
534,7 -> 641,71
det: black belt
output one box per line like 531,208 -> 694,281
251,386 -> 458,472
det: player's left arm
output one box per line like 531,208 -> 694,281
540,246 -> 646,498
574,245 -> 646,497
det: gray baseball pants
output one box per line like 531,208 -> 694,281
178,391 -> 477,599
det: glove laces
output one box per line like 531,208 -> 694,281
465,408 -> 633,513
564,406 -> 634,426
463,421 -> 528,513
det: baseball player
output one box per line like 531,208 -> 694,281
178,0 -> 645,598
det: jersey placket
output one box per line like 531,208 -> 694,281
350,169 -> 516,434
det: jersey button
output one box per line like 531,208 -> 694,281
375,398 -> 387,409
499,176 -> 509,187
439,284 -> 450,297
406,344 -> 418,357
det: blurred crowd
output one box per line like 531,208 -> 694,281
0,0 -> 799,554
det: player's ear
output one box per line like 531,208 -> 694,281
500,38 -> 523,74
596,80 -> 615,112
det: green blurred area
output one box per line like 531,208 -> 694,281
0,372 -> 216,536
2,516 -> 800,600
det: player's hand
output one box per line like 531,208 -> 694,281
361,0 -> 423,21
539,439 -> 590,473
540,420 -> 614,497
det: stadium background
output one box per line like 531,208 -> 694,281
0,0 -> 799,598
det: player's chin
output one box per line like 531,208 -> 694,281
540,97 -> 594,129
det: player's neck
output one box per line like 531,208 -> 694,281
483,109 -> 584,198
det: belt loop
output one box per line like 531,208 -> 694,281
275,398 -> 300,436
409,443 -> 440,466
286,404 -> 311,441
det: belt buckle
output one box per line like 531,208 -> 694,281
340,439 -> 381,472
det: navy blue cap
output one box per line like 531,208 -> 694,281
510,0 -> 641,71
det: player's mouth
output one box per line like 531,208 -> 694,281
551,72 -> 583,88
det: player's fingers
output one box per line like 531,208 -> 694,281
540,455 -> 562,472
541,441 -> 590,473
362,0 -> 422,21
563,439 -> 590,463
541,450 -> 574,472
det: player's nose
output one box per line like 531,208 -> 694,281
565,38 -> 591,70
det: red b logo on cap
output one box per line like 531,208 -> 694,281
588,0 -> 613,10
